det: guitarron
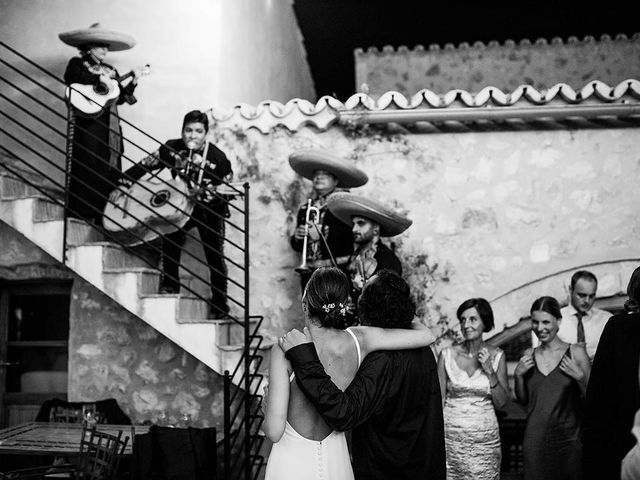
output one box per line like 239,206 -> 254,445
103,168 -> 193,246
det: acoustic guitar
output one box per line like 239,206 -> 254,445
66,64 -> 151,116
102,168 -> 193,246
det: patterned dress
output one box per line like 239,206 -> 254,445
442,347 -> 502,480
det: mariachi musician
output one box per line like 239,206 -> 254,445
118,110 -> 233,319
327,192 -> 412,308
289,149 -> 368,290
59,23 -> 141,225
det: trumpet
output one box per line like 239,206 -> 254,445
295,199 -> 321,274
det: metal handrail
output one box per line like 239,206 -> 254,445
0,38 -> 244,201
0,73 -> 248,238
1,40 -> 265,479
0,78 -> 247,281
0,136 -> 246,312
0,152 -> 245,320
0,60 -> 247,229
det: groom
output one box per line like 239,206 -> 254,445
281,269 -> 446,479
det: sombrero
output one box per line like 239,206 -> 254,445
328,192 -> 412,237
59,23 -> 136,52
289,149 -> 368,188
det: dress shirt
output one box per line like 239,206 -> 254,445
557,305 -> 611,360
286,343 -> 446,480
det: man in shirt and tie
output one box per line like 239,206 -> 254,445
557,270 -> 612,362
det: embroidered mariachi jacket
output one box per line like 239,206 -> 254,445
348,240 -> 402,302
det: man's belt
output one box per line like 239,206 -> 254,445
307,255 -> 352,269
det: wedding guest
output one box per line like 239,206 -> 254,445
438,298 -> 508,480
582,266 -> 640,480
515,296 -> 590,480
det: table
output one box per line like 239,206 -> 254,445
0,422 -> 150,456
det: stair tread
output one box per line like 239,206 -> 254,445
209,318 -> 258,326
141,293 -> 202,299
177,315 -> 245,324
219,341 -> 274,352
71,241 -> 124,248
103,267 -> 160,274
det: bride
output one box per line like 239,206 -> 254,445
262,267 -> 435,480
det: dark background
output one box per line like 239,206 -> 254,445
293,0 -> 639,100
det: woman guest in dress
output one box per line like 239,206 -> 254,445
262,267 -> 435,480
437,298 -> 509,480
59,23 -> 141,224
515,296 -> 591,480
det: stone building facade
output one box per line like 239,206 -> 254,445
207,78 -> 640,346
355,34 -> 640,97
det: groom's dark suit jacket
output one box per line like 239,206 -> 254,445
287,344 -> 446,480
581,313 -> 640,480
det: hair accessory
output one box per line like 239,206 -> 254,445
322,302 -> 347,317
322,303 -> 335,313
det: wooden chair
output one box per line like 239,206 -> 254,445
0,426 -> 129,480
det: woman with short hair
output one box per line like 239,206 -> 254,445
437,297 -> 509,480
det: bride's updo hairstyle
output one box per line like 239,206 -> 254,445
303,267 -> 354,330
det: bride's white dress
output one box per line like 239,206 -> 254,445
264,328 -> 361,480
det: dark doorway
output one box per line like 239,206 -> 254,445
0,281 -> 71,427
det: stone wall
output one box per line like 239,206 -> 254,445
208,123 -> 640,346
355,34 -> 640,97
0,221 -> 229,428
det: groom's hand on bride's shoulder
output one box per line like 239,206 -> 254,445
278,327 -> 312,352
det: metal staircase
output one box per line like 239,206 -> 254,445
0,41 -> 266,479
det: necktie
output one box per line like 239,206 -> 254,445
576,311 -> 586,344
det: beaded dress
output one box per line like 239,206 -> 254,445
442,346 -> 503,480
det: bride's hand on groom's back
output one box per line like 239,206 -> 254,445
279,327 -> 312,352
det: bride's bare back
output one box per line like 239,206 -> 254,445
286,329 -> 360,441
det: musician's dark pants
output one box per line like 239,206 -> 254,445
160,204 -> 229,316
67,108 -> 121,225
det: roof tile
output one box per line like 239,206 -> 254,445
210,79 -> 640,134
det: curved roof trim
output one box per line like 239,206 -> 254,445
354,32 -> 640,56
210,79 -> 640,134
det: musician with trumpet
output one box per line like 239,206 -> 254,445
118,110 -> 233,318
327,192 -> 411,307
59,23 -> 143,225
289,149 -> 368,290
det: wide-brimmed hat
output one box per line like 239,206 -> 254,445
289,149 -> 368,188
328,192 -> 412,237
59,23 -> 136,52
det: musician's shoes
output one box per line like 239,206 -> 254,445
159,286 -> 178,294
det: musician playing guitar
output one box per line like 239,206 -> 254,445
59,23 -> 142,225
119,110 -> 233,319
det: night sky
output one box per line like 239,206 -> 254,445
293,0 -> 639,100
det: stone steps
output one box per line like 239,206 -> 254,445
0,172 -> 261,384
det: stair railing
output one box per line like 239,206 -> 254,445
0,40 -> 265,479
